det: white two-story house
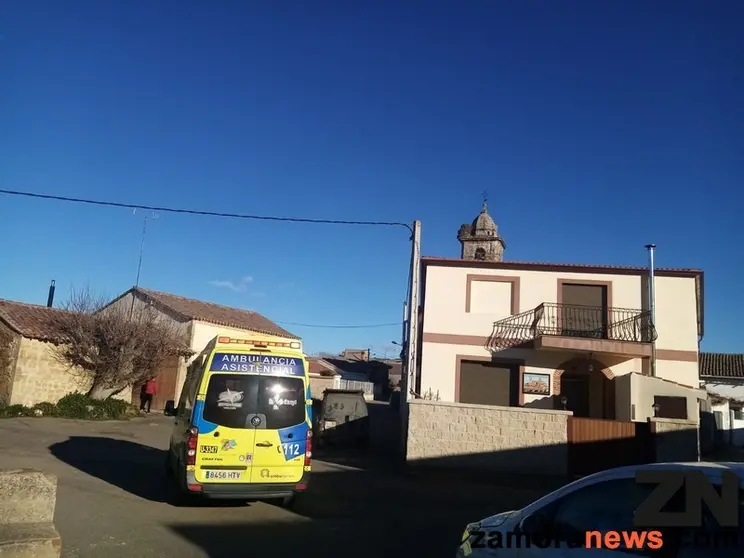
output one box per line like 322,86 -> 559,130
414,204 -> 705,424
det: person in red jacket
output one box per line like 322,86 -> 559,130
140,378 -> 157,413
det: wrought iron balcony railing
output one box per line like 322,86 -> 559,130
486,302 -> 657,352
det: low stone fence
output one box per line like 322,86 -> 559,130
0,469 -> 61,557
406,400 -> 572,477
649,417 -> 700,462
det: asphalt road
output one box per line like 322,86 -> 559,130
0,416 -> 543,558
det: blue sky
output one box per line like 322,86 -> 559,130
1,1 -> 742,355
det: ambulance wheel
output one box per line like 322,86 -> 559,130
269,494 -> 296,509
167,467 -> 197,507
168,478 -> 195,507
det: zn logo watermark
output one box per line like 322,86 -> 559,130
634,470 -> 740,528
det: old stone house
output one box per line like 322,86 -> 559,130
101,287 -> 300,411
0,299 -> 133,407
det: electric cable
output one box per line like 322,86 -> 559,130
274,320 -> 401,329
0,189 -> 413,231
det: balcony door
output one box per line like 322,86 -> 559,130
560,283 -> 609,339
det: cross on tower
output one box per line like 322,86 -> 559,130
481,190 -> 488,211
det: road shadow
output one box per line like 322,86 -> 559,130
48,436 -> 244,507
167,464 -> 542,558
165,428 -> 720,558
50,436 -> 169,502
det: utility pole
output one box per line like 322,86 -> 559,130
645,244 -> 656,377
400,300 -> 408,360
400,220 -> 421,455
404,220 -> 421,401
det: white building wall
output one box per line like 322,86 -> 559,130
419,262 -> 701,406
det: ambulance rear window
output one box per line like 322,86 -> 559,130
202,374 -> 306,430
203,374 -> 259,429
257,377 -> 306,430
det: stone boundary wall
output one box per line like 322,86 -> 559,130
0,469 -> 61,557
406,400 -> 572,476
10,337 -> 132,407
649,417 -> 700,462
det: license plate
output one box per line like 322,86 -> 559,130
204,470 -> 242,480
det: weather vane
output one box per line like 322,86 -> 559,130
481,190 -> 488,210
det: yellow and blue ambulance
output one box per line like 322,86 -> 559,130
165,335 -> 312,506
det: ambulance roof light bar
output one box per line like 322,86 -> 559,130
217,336 -> 301,350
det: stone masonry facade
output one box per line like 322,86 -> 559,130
309,375 -> 338,399
406,400 -> 571,476
9,337 -> 131,407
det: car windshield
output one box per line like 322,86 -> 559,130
202,373 -> 306,430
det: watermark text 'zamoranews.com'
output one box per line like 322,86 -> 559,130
469,529 -> 740,550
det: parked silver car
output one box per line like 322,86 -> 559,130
457,462 -> 744,557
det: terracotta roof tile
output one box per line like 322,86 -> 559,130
700,352 -> 744,379
0,299 -> 69,343
307,358 -> 338,376
133,288 -> 299,340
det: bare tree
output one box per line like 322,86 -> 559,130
52,286 -> 189,400
0,326 -> 18,405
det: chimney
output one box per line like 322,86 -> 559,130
46,280 -> 56,308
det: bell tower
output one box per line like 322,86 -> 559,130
457,194 -> 506,261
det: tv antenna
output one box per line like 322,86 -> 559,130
133,209 -> 159,289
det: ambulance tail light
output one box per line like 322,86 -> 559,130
304,429 -> 312,467
186,427 -> 198,467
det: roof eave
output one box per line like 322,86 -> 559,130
0,312 -> 23,336
192,318 -> 300,340
420,257 -> 703,278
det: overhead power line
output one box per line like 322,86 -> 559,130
2,188 -> 414,330
275,320 -> 401,329
0,189 -> 412,231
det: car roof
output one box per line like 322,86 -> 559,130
585,461 -> 744,480
521,462 -> 744,515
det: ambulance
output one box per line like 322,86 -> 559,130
164,335 -> 312,507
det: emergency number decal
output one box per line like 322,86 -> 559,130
200,445 -> 218,454
281,442 -> 301,459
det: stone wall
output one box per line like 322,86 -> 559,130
9,337 -> 132,407
650,417 -> 700,462
406,400 -> 572,476
309,375 -> 338,398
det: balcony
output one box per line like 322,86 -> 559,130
487,303 -> 657,358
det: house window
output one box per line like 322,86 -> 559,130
732,406 -> 744,421
458,361 -> 518,406
653,395 -> 688,420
